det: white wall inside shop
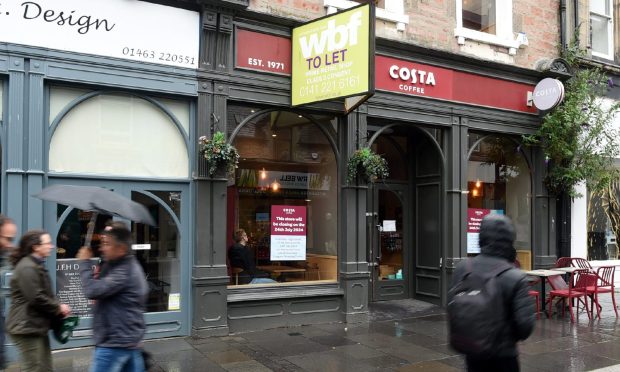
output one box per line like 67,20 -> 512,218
571,182 -> 588,259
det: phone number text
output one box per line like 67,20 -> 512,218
122,47 -> 196,66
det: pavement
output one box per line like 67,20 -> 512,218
6,294 -> 620,372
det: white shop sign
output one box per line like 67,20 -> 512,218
0,0 -> 199,68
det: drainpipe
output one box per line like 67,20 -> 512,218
574,0 -> 580,47
560,0 -> 567,49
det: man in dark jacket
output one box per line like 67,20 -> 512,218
449,214 -> 535,372
78,222 -> 148,372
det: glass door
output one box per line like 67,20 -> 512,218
369,184 -> 409,301
44,179 -> 189,348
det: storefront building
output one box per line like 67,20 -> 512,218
0,0 -> 561,348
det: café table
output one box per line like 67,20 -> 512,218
257,265 -> 307,281
524,269 -> 566,316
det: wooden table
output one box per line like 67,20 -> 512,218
524,269 -> 565,315
257,265 -> 306,281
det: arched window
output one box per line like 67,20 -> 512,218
467,134 -> 532,267
226,105 -> 338,286
48,87 -> 189,178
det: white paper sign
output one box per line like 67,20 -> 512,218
383,220 -> 396,232
168,293 -> 180,311
0,0 -> 199,68
131,244 -> 151,250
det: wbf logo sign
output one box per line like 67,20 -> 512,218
298,10 -> 363,69
292,3 -> 374,108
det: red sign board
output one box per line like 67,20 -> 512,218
235,28 -> 291,75
375,55 -> 537,113
270,205 -> 307,260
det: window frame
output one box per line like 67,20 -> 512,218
590,0 -> 614,60
454,0 -> 521,53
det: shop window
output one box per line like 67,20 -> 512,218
0,83 -> 3,119
48,88 -> 189,178
55,190 -> 182,314
454,0 -> 523,54
587,186 -> 619,261
590,0 -> 614,60
226,105 -> 338,286
466,134 -> 532,268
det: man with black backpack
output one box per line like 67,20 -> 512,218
448,214 -> 535,372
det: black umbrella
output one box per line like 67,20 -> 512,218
33,185 -> 156,246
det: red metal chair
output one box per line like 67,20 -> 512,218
548,269 -> 591,322
585,266 -> 618,318
571,257 -> 593,269
555,257 -> 573,268
528,289 -> 540,319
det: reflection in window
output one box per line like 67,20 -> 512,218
462,0 -> 496,34
226,105 -> 338,286
132,191 -> 180,313
587,186 -> 619,260
467,134 -> 531,267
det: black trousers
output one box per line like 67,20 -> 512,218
466,355 -> 519,372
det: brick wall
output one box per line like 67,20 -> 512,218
248,0 -> 561,70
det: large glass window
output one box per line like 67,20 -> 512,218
587,183 -> 620,261
590,0 -> 614,59
226,105 -> 338,286
467,134 -> 532,268
48,87 -> 189,178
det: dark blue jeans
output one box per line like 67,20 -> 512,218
92,347 -> 144,372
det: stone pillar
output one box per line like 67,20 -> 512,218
341,106 -> 370,323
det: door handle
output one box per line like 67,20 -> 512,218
369,262 -> 379,267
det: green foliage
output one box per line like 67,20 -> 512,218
347,147 -> 389,183
523,46 -> 620,197
198,131 -> 240,177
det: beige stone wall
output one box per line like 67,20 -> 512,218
247,0 -> 561,70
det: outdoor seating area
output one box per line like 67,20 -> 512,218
524,257 -> 618,322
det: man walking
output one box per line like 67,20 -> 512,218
448,214 -> 535,372
0,215 -> 16,369
78,222 -> 148,372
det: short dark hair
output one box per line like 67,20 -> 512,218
233,229 -> 246,243
101,221 -> 132,249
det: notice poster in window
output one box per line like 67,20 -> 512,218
270,205 -> 307,260
56,258 -> 99,317
467,208 -> 504,253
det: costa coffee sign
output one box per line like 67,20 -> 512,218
376,55 -> 537,113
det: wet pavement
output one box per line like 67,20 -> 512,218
7,295 -> 620,372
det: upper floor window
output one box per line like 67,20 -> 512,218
324,0 -> 408,31
590,0 -> 614,60
455,0 -> 522,54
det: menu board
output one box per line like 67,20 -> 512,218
270,205 -> 307,260
56,258 -> 98,317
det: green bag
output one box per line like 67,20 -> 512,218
52,315 -> 80,344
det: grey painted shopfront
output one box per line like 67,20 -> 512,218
0,0 -> 558,351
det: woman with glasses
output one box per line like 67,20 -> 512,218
6,230 -> 71,371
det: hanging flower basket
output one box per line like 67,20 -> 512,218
347,147 -> 389,183
198,131 -> 240,177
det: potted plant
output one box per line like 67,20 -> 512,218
347,147 -> 389,183
198,131 -> 240,177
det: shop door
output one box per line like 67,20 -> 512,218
43,178 -> 190,349
368,184 -> 410,301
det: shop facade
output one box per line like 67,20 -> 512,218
0,0 -> 560,348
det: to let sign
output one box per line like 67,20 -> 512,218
235,29 -> 291,75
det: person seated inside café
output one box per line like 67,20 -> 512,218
229,229 -> 275,284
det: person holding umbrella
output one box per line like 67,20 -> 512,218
77,221 -> 148,372
6,230 -> 71,372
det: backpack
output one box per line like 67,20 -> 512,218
447,259 -> 513,357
